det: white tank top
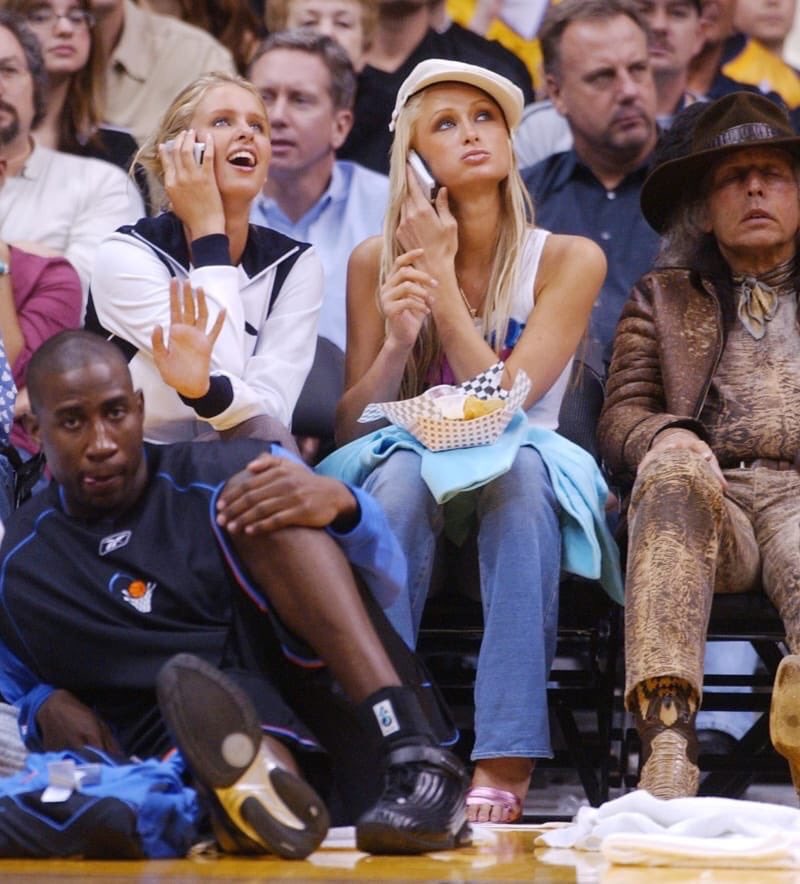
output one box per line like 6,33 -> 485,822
501,227 -> 572,430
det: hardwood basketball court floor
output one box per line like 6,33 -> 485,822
0,825 -> 798,883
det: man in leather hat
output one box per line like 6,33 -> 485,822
598,91 -> 800,799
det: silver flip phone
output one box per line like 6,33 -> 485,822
409,150 -> 438,201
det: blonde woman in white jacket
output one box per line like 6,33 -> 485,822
88,72 -> 323,444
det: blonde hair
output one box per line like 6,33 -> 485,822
383,89 -> 534,398
134,72 -> 268,202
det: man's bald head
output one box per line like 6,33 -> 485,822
28,331 -> 132,416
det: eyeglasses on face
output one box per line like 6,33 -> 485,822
25,6 -> 95,29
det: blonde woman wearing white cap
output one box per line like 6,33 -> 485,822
333,59 -> 608,822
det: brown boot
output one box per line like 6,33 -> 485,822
631,677 -> 700,799
770,654 -> 800,795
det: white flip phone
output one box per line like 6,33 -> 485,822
409,150 -> 438,201
164,139 -> 206,164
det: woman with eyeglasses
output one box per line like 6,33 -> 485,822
5,0 -> 140,181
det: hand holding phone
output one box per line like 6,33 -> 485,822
164,138 -> 206,164
409,150 -> 438,202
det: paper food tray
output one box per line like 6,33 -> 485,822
358,362 -> 530,452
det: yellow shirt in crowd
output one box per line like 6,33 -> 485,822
445,0 -> 544,90
722,38 -> 800,110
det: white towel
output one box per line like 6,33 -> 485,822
602,830 -> 800,869
0,703 -> 26,777
536,791 -> 800,868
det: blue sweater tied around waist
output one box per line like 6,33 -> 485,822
317,411 -> 623,604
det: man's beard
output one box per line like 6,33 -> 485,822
0,102 -> 20,147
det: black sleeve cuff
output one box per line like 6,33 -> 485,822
190,234 -> 231,267
652,419 -> 710,444
179,375 -> 234,418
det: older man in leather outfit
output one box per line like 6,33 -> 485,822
598,91 -> 800,799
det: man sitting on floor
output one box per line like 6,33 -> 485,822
0,327 -> 468,857
598,91 -> 800,799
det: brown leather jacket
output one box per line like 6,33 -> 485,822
598,267 -> 726,489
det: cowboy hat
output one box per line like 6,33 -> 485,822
640,91 -> 800,233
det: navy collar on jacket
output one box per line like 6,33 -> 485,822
119,211 -> 309,278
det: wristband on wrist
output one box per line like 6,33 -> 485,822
0,260 -> 9,276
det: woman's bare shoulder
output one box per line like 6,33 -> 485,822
534,231 -> 606,301
349,235 -> 383,270
542,232 -> 606,271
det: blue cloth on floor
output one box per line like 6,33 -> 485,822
317,414 -> 623,603
0,749 -> 200,858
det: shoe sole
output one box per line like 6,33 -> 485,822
771,654 -> 800,792
156,653 -> 329,859
356,819 -> 472,855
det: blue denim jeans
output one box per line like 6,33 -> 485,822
363,446 -> 561,760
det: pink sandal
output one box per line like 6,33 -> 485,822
465,786 -> 523,823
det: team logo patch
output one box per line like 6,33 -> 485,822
109,573 -> 156,613
122,580 -> 156,613
372,699 -> 400,737
99,530 -> 132,556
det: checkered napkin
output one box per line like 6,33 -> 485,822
358,362 -> 531,452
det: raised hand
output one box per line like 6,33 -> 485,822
379,248 -> 436,350
151,279 -> 226,399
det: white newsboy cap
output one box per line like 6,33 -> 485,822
389,58 -> 524,133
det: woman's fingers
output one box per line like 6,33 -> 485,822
386,297 -> 430,318
196,286 -> 208,326
379,249 -> 437,321
168,278 -> 181,324
393,247 -> 424,268
389,269 -> 435,290
382,287 -> 432,317
170,278 -> 211,328
208,307 -> 227,346
176,128 -> 198,173
382,279 -> 433,313
434,185 -> 452,218
160,129 -> 209,179
389,282 -> 435,306
389,256 -> 437,287
151,325 -> 166,360
201,133 -> 214,165
406,162 -> 431,207
181,279 -> 196,324
165,279 -> 222,335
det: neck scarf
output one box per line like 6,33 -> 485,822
732,257 -> 796,339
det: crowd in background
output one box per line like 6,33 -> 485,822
0,0 -> 798,843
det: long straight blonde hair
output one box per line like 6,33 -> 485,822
382,88 -> 534,398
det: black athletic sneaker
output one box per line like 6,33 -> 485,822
355,744 -> 471,854
156,653 -> 329,859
